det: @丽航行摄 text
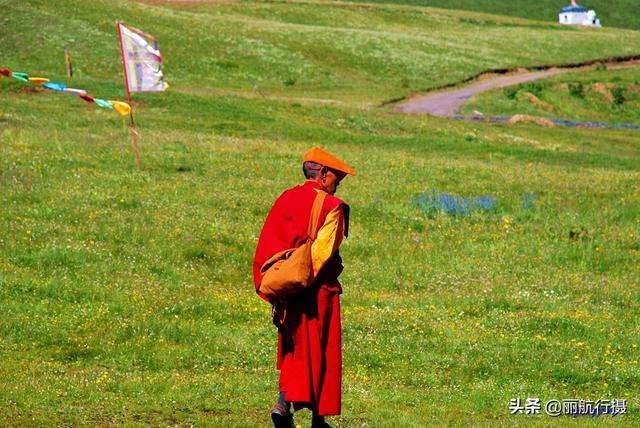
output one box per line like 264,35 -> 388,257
509,398 -> 627,417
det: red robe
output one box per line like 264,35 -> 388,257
253,181 -> 348,416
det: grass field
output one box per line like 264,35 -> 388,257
345,0 -> 640,30
1,0 -> 640,426
461,67 -> 640,124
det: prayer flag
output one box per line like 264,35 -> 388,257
62,88 -> 87,96
79,94 -> 95,103
111,100 -> 132,116
1,66 -> 130,115
117,22 -> 166,92
28,77 -> 50,85
43,82 -> 66,91
11,72 -> 29,82
94,99 -> 113,109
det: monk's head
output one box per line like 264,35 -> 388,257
302,147 -> 355,195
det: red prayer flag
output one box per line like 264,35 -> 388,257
79,94 -> 95,103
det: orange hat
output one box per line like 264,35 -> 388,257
303,147 -> 356,176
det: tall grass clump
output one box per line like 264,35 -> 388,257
521,192 -> 537,210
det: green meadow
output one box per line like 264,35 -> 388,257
1,0 -> 639,426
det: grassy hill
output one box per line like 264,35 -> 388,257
3,0 -> 640,105
1,0 -> 640,426
346,0 -> 640,30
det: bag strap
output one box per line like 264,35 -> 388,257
307,190 -> 327,241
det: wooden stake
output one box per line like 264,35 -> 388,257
64,49 -> 73,79
129,110 -> 141,171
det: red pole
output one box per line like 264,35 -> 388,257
117,20 -> 141,171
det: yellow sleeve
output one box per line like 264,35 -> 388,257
311,206 -> 345,276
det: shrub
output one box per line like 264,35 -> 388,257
504,86 -> 518,100
611,86 -> 625,107
568,82 -> 584,98
520,82 -> 543,98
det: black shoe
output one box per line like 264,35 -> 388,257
311,415 -> 331,428
271,403 -> 294,428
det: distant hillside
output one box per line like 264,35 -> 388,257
3,0 -> 640,106
348,0 -> 640,30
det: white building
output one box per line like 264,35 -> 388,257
559,1 -> 601,27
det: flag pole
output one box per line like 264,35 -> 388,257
117,20 -> 141,171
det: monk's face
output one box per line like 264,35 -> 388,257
320,168 -> 346,195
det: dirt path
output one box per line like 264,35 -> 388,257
394,61 -> 640,117
395,69 -> 564,116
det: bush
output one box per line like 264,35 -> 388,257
521,82 -> 543,98
504,86 -> 518,100
611,86 -> 625,107
568,82 -> 584,98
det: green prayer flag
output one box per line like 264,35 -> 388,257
94,99 -> 113,109
11,72 -> 29,82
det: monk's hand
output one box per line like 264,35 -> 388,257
272,302 -> 285,329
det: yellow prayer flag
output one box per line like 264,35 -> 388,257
28,77 -> 50,85
110,100 -> 132,116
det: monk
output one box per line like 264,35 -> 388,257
253,147 -> 355,428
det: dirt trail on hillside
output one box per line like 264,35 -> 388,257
395,69 -> 563,116
395,61 -> 640,117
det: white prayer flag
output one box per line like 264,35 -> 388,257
117,22 -> 167,92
